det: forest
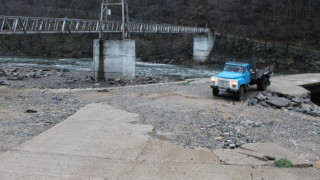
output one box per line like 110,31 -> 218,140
0,0 -> 320,66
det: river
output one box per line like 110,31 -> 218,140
0,56 -> 220,80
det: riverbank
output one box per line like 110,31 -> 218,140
0,63 -> 171,89
0,76 -> 319,164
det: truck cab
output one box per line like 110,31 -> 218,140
211,61 -> 275,101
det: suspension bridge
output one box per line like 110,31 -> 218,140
0,16 -> 210,35
0,0 -> 215,81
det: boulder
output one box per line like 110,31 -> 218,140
29,72 -> 36,78
262,91 -> 272,98
83,77 -> 93,83
179,76 -> 186,81
291,97 -> 303,104
289,102 -> 299,107
266,97 -> 290,108
248,98 -> 258,106
261,101 -> 269,107
301,104 -> 317,114
302,107 -> 312,114
247,138 -> 255,143
52,97 -> 63,101
0,80 -> 10,86
34,74 -> 43,78
256,93 -> 267,101
292,108 -> 303,113
66,80 -> 76,84
0,70 -> 5,77
214,137 -> 224,141
7,68 -> 18,74
7,76 -> 24,80
25,109 -> 37,113
229,144 -> 236,149
303,99 -> 313,105
287,107 -> 296,111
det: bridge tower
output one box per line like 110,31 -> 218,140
94,0 -> 136,82
99,0 -> 130,39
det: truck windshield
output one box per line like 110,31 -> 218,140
224,65 -> 245,73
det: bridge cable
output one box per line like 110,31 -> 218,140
44,0 -> 56,17
66,0 -> 76,18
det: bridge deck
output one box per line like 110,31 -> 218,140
0,16 -> 209,35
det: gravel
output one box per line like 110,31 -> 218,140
0,69 -> 319,163
105,82 -> 320,162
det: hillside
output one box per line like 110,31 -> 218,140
0,0 -> 320,71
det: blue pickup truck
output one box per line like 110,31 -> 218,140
211,61 -> 276,101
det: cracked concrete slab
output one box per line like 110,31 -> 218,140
242,143 -> 309,165
0,103 -> 319,179
269,73 -> 320,98
136,139 -> 219,164
213,148 -> 273,166
213,143 -> 309,166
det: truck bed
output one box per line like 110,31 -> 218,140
253,63 -> 276,80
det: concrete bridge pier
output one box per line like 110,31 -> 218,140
93,39 -> 136,82
193,32 -> 215,63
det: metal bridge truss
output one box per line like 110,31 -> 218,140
0,16 -> 210,35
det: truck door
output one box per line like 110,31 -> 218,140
244,66 -> 251,84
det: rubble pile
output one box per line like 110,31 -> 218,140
249,92 -> 320,117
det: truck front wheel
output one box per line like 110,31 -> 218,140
236,86 -> 245,101
237,86 -> 244,101
212,89 -> 219,96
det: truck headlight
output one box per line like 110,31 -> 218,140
230,80 -> 238,88
211,77 -> 217,84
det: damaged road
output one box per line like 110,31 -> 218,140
0,103 -> 318,179
0,77 -> 319,179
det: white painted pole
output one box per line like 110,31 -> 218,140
99,1 -> 104,39
122,0 -> 125,39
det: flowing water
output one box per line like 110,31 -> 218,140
0,56 -> 220,79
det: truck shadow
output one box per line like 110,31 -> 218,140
213,86 -> 261,102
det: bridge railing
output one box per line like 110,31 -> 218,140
0,16 -> 210,34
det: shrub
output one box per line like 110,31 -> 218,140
274,158 -> 294,168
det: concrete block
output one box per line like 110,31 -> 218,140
93,39 -> 136,81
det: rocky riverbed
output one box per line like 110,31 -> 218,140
0,63 -> 170,89
0,68 -> 319,164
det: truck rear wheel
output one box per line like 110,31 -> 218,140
236,86 -> 245,101
257,78 -> 268,91
212,89 -> 219,96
